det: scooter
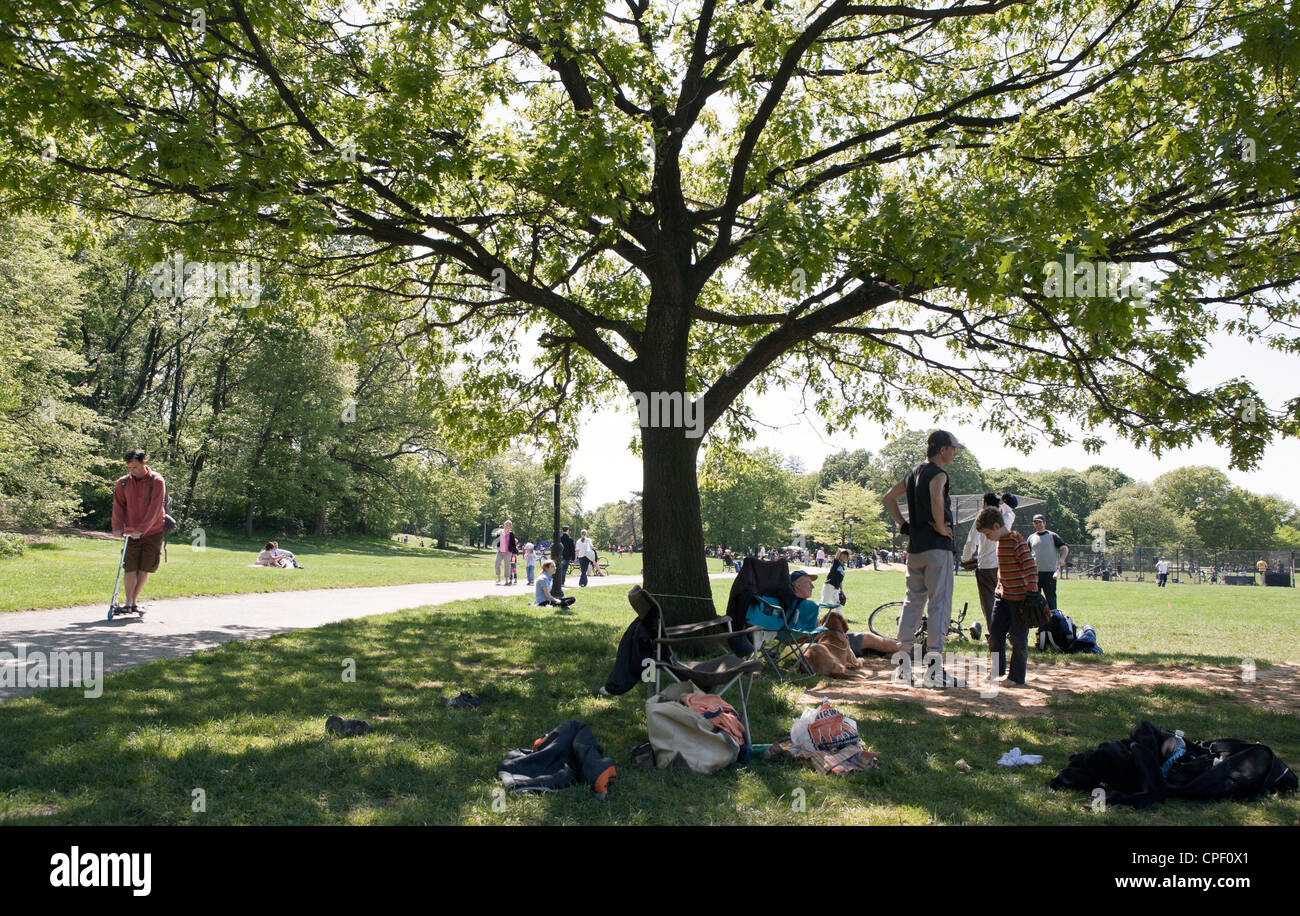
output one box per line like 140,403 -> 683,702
107,536 -> 146,620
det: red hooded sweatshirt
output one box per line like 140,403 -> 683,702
112,467 -> 167,536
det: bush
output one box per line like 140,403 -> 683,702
0,532 -> 26,559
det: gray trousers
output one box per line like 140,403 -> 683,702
897,549 -> 955,653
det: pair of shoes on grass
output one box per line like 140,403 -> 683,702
326,715 -> 371,737
442,690 -> 481,709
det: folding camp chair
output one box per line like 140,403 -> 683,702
628,587 -> 764,741
745,594 -> 836,681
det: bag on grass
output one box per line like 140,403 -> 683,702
1036,609 -> 1077,652
645,681 -> 740,775
1018,590 -> 1051,629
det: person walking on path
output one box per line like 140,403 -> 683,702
1028,514 -> 1068,610
111,448 -> 168,615
493,520 -> 519,586
554,525 -> 576,597
962,492 -> 1016,632
882,430 -> 960,685
576,529 -> 596,587
974,507 -> 1039,687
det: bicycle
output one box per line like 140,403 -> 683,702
868,600 -> 982,644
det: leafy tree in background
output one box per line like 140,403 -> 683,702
587,494 -> 644,551
700,446 -> 798,551
1084,465 -> 1135,513
1154,465 -> 1285,549
798,479 -> 887,549
479,456 -> 585,545
1088,483 -> 1197,549
819,448 -> 878,491
0,216 -> 102,528
5,1 -> 1299,619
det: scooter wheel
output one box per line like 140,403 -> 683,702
107,607 -> 115,620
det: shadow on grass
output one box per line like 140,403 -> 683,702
0,599 -> 1296,825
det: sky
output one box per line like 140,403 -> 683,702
566,329 -> 1300,509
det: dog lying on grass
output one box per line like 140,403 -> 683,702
803,610 -> 903,678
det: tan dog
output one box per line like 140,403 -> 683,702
803,611 -> 863,678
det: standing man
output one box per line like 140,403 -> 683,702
1156,556 -> 1170,587
1029,514 -> 1068,610
554,525 -> 576,597
575,528 -> 595,587
883,430 -> 960,686
962,493 -> 1016,633
111,448 -> 168,615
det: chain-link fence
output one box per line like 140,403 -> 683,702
1060,546 -> 1295,586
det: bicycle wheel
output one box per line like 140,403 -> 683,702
868,601 -> 907,640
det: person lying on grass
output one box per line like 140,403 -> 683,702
534,560 -> 575,608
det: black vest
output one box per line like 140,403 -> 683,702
905,461 -> 953,553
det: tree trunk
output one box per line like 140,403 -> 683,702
245,501 -> 254,540
315,504 -> 327,537
640,423 -> 712,626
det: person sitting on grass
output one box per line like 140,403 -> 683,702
535,559 -> 576,608
257,541 -> 300,568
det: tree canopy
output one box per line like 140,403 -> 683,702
4,0 -> 1298,619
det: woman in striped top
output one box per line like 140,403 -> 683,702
974,507 -> 1040,687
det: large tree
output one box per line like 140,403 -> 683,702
1087,482 -> 1196,548
4,0 -> 1299,621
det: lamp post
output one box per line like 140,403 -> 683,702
551,379 -> 562,564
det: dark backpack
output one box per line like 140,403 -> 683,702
1037,609 -> 1077,652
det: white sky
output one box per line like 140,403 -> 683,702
568,329 -> 1300,508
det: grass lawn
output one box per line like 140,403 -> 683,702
0,533 -> 701,613
1,570 -> 1296,825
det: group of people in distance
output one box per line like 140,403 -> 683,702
884,430 -> 1069,689
491,521 -> 606,609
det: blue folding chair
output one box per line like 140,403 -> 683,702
745,594 -> 837,681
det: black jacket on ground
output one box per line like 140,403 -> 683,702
603,588 -> 660,696
498,720 -> 615,794
1051,720 -> 1297,808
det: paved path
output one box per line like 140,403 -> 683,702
0,573 -> 734,700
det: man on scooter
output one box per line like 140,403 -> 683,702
111,448 -> 168,615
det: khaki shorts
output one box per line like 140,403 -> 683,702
123,532 -> 164,574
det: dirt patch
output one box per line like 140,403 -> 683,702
799,658 -> 1300,718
